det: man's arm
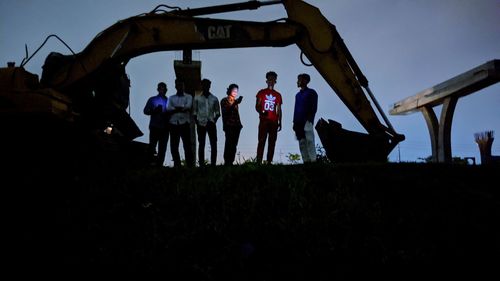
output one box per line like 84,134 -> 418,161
166,96 -> 175,113
143,98 -> 153,115
184,94 -> 193,112
220,98 -> 228,115
213,97 -> 221,123
277,103 -> 282,132
307,90 -> 318,122
255,96 -> 262,113
192,96 -> 198,116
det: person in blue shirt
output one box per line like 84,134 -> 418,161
293,73 -> 318,163
143,82 -> 170,166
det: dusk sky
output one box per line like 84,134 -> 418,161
1,0 -> 499,165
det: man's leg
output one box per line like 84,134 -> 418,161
181,123 -> 194,167
256,121 -> 267,164
170,125 -> 181,167
157,127 -> 169,166
223,130 -> 231,165
299,138 -> 309,162
190,115 -> 197,165
197,125 -> 207,166
304,121 -> 316,162
207,122 -> 218,166
148,128 -> 160,164
267,121 -> 278,163
230,127 -> 241,164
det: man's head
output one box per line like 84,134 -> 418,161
157,82 -> 167,95
266,71 -> 277,89
201,78 -> 211,92
226,83 -> 239,98
297,73 -> 310,88
175,78 -> 184,93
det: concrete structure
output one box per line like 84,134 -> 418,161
389,59 -> 499,162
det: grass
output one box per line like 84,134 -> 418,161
5,161 -> 500,278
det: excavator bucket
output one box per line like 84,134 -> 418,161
315,118 -> 398,163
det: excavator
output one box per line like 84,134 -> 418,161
0,0 -> 404,167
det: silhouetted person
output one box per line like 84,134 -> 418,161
167,79 -> 194,167
221,83 -> 243,165
193,79 -> 220,166
293,73 -> 318,163
255,71 -> 282,164
143,82 -> 169,166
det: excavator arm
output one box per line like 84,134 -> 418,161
41,15 -> 302,89
5,0 -> 404,163
282,0 -> 405,161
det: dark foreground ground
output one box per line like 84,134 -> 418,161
4,161 -> 500,279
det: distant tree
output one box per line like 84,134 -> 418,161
475,130 -> 495,164
286,153 -> 301,165
418,155 -> 433,163
451,157 -> 469,165
419,155 -> 472,165
315,144 -> 331,164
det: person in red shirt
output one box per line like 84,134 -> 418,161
255,71 -> 282,164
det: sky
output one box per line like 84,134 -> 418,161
1,0 -> 499,165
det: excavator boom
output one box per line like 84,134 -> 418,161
41,16 -> 301,89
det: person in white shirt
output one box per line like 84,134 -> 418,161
167,79 -> 194,167
193,79 -> 221,166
